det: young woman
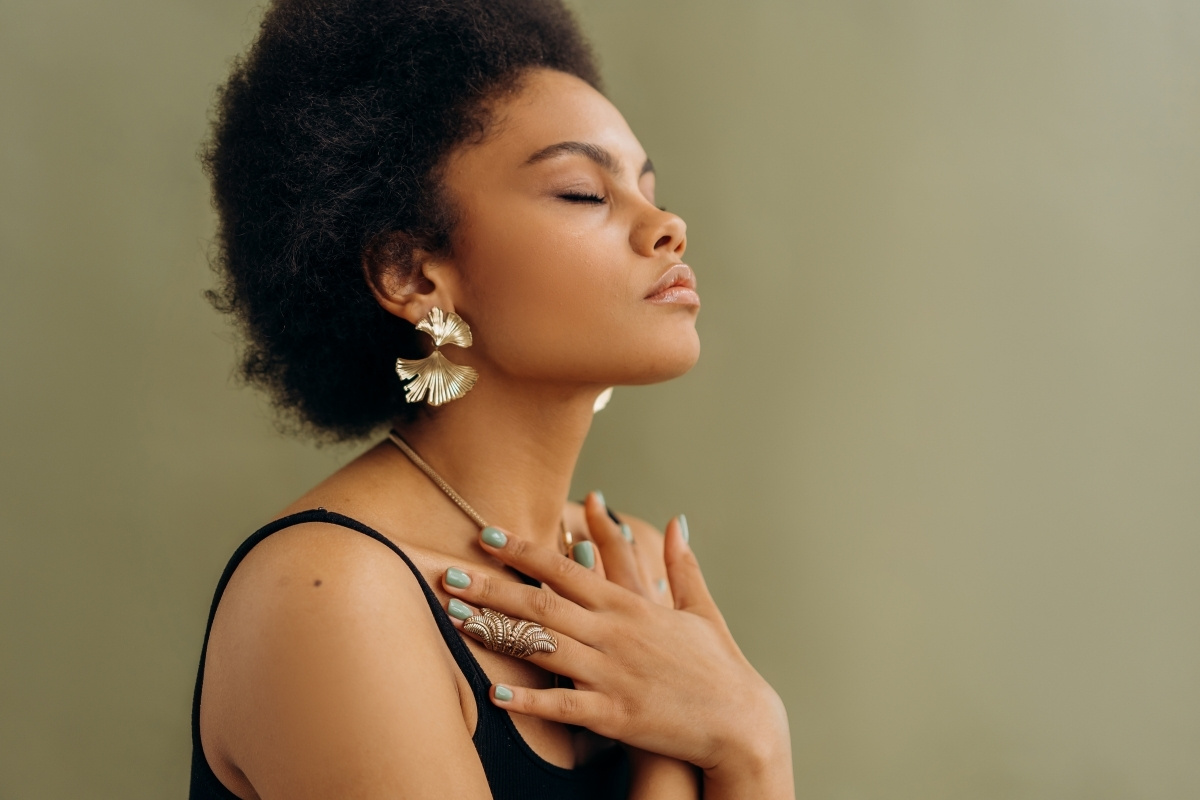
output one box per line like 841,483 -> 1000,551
191,1 -> 793,798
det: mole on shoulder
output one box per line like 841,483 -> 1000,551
313,579 -> 322,587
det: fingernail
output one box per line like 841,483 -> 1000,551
678,514 -> 690,544
572,540 -> 596,569
593,490 -> 606,507
656,577 -> 668,593
481,527 -> 508,548
448,598 -> 473,620
494,685 -> 514,702
620,523 -> 634,543
445,567 -> 471,589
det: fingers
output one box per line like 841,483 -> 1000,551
662,515 -> 719,618
442,565 -> 591,640
489,684 -> 620,738
583,491 -> 646,595
443,595 -> 601,680
569,537 -> 605,581
477,526 -> 626,610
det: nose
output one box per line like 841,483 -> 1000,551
632,206 -> 687,259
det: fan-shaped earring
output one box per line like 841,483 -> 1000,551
395,307 -> 479,406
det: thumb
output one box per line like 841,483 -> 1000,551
663,515 -> 717,618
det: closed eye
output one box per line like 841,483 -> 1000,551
560,192 -> 606,204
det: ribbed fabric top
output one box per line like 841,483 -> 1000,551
190,508 -> 630,799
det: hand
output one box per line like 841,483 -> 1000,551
575,493 -> 702,800
570,492 -> 666,606
439,508 -> 793,794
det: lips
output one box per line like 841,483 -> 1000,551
644,263 -> 698,301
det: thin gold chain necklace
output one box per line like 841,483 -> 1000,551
387,429 -> 575,553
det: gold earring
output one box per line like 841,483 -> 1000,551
395,307 -> 479,406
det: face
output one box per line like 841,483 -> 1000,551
433,68 -> 699,390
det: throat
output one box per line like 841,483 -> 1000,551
390,382 -> 598,549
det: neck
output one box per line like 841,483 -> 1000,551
394,375 -> 599,551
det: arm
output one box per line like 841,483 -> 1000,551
200,522 -> 493,799
627,748 -> 702,800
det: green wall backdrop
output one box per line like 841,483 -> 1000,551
2,1 -> 1197,797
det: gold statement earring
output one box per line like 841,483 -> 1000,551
395,307 -> 478,406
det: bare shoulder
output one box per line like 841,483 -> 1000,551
210,520 -> 443,658
200,520 -> 490,799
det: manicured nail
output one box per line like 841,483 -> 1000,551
445,567 -> 471,589
481,527 -> 508,548
620,523 -> 634,543
678,514 -> 690,543
656,577 -> 668,593
593,490 -> 606,507
572,540 -> 596,569
494,685 -> 514,702
447,598 -> 473,620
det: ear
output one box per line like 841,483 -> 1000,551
362,230 -> 460,325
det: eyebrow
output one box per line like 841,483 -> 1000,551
523,140 -> 655,177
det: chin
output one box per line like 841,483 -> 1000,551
620,333 -> 701,385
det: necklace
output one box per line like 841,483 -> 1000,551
387,429 -> 575,554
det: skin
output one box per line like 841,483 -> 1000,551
199,68 -> 793,799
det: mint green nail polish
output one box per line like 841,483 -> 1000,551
481,527 -> 507,548
572,540 -> 596,569
620,523 -> 634,543
448,598 -> 473,620
593,490 -> 606,507
445,567 -> 471,589
494,685 -> 514,702
678,514 -> 690,543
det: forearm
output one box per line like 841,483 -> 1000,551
627,748 -> 701,800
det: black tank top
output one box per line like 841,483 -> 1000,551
190,508 -> 631,799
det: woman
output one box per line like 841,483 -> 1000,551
191,1 -> 793,798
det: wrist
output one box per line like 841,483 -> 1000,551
703,688 -> 793,795
702,734 -> 793,800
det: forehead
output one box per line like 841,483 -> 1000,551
446,68 -> 647,179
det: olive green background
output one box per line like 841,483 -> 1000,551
2,1 -> 1198,797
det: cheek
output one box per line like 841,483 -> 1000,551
459,209 -> 639,378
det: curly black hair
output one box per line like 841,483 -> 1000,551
203,0 -> 601,441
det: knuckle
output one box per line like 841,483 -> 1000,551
551,555 -> 578,580
556,690 -> 581,719
610,589 -> 647,616
592,612 -> 628,650
592,696 -> 630,739
528,588 -> 559,619
505,537 -> 531,560
613,695 -> 635,727
475,575 -> 498,603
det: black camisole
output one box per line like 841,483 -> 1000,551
190,508 -> 631,799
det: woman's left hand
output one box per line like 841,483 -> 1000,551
439,504 -> 792,792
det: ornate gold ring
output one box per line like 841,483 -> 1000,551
463,608 -> 558,659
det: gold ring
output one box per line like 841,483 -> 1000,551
463,608 -> 559,658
